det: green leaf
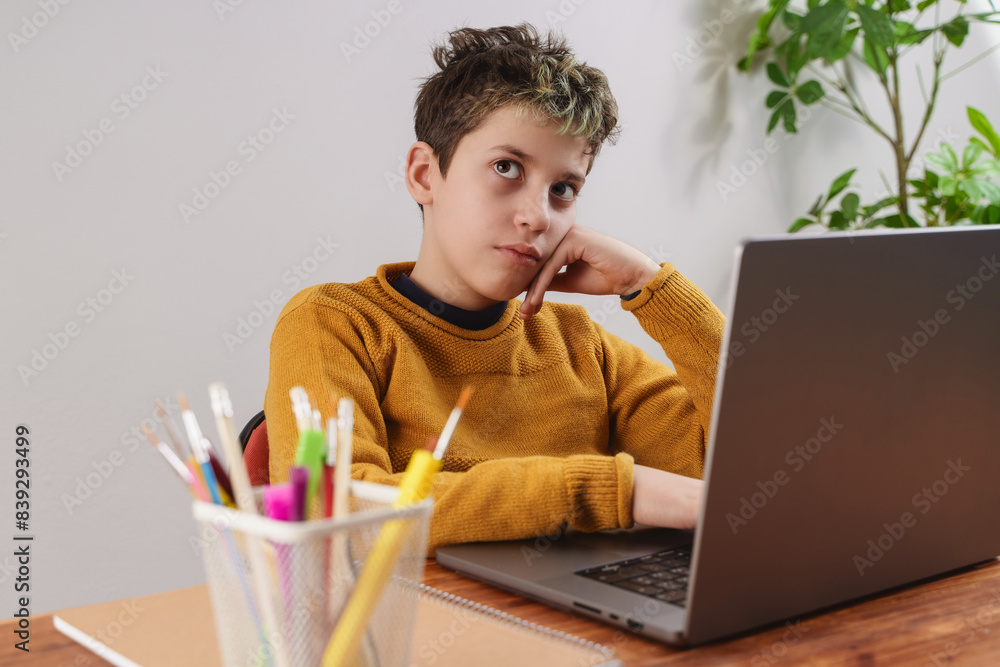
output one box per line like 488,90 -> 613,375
767,62 -> 790,87
941,16 -> 970,47
828,168 -> 857,199
869,214 -> 907,228
789,217 -> 815,232
808,193 -> 825,216
782,10 -> 803,31
856,5 -> 894,46
874,213 -> 919,228
863,37 -> 891,79
889,0 -> 912,11
963,142 -> 985,168
801,2 -> 848,32
960,179 -> 984,202
916,0 -> 939,10
968,106 -> 1000,157
828,210 -> 849,230
767,90 -> 790,108
978,180 -> 1000,204
796,80 -> 825,104
970,137 -> 993,156
785,38 -> 810,76
987,205 -> 1000,225
827,27 -> 860,62
894,21 -> 934,45
862,196 -> 899,217
975,158 -> 1000,178
779,99 -> 798,133
802,2 -> 850,59
939,174 -> 959,196
741,0 -> 792,71
941,143 -> 960,170
767,95 -> 798,134
924,155 -> 949,173
841,192 -> 860,220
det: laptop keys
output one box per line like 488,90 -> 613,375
576,547 -> 692,608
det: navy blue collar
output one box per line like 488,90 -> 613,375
390,272 -> 508,331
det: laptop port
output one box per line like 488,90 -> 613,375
626,618 -> 644,632
573,601 -> 601,615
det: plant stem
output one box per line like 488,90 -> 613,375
830,66 -> 894,143
906,53 -> 945,164
888,47 -> 909,220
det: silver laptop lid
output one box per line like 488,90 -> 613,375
686,226 -> 1000,644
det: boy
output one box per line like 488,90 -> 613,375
264,23 -> 724,552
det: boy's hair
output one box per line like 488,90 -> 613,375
414,23 -> 620,180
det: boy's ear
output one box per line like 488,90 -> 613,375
405,141 -> 436,207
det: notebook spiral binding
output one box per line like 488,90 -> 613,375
414,582 -> 623,666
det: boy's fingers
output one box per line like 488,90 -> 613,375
521,246 -> 570,318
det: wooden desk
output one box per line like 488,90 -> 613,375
6,557 -> 1000,666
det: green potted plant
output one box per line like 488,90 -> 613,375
738,0 -> 1000,231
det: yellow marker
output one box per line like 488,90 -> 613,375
321,387 -> 472,667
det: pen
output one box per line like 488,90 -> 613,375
140,425 -> 195,496
178,392 -> 225,506
334,398 -> 354,521
323,404 -> 337,519
209,382 -> 291,667
321,387 -> 473,667
290,387 -> 325,517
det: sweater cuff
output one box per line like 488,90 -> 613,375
620,262 -> 718,330
564,453 -> 634,531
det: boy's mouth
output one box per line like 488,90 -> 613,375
497,243 -> 541,265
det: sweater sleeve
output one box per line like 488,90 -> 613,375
264,294 -> 634,554
602,263 -> 725,478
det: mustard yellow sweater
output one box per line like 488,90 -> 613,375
265,261 -> 724,552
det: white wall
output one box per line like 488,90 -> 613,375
3,0 -> 998,615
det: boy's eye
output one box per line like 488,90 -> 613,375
551,182 -> 578,202
493,160 -> 521,179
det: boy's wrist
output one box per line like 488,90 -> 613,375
622,259 -> 663,296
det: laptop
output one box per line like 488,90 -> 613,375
436,225 -> 1000,646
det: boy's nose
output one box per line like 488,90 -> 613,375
513,188 -> 551,231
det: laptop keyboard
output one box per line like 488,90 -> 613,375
575,546 -> 691,607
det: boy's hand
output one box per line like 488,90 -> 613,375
520,225 -> 661,319
631,464 -> 704,530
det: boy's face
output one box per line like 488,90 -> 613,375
409,105 -> 591,311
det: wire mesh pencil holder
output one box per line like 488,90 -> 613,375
192,481 -> 432,667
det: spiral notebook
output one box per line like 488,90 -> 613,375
53,583 -> 621,667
